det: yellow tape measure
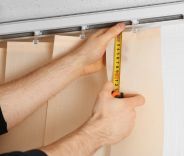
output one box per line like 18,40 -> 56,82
112,32 -> 124,98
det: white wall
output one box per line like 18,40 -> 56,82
0,0 -> 179,22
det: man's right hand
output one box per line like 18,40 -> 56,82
82,82 -> 145,145
41,82 -> 145,156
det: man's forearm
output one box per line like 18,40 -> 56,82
41,119 -> 103,156
0,52 -> 85,129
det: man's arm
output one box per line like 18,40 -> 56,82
0,23 -> 125,130
41,82 -> 145,156
0,52 -> 84,130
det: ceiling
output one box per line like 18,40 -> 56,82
0,0 -> 182,23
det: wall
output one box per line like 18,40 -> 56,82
0,0 -> 179,23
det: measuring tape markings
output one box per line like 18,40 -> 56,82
112,32 -> 124,98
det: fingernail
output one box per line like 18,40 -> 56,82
118,23 -> 125,29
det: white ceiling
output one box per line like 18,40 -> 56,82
0,0 -> 182,23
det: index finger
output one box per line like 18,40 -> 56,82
101,23 -> 125,42
123,95 -> 145,108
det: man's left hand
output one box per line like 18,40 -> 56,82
76,23 -> 125,75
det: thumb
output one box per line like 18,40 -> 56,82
123,95 -> 145,108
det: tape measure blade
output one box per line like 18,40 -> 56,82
113,32 -> 122,92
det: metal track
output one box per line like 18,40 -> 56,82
0,2 -> 184,40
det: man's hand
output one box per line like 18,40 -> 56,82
42,82 -> 145,156
82,82 -> 145,145
77,23 -> 125,75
